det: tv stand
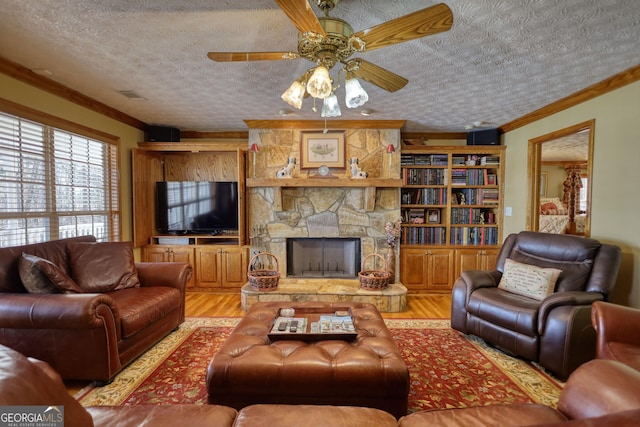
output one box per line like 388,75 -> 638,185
133,141 -> 249,291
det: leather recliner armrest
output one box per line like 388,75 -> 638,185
537,291 -> 603,334
458,270 -> 501,293
136,262 -> 192,291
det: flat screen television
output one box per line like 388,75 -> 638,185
156,181 -> 238,234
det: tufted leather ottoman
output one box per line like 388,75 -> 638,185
206,301 -> 409,418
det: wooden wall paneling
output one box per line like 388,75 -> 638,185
132,149 -> 164,247
163,152 -> 238,181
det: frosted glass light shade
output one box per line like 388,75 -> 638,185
321,93 -> 341,117
306,66 -> 332,99
281,81 -> 305,109
345,78 -> 369,108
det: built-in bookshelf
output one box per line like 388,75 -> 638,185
399,145 -> 506,292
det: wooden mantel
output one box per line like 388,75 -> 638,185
246,178 -> 403,211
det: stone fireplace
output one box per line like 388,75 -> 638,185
241,126 -> 407,312
287,237 -> 361,278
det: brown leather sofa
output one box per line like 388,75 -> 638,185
451,231 -> 621,380
2,343 -> 639,427
592,300 -> 640,371
0,236 -> 192,383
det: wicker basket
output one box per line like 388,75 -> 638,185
358,253 -> 390,290
247,252 -> 280,291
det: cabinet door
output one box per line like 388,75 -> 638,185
143,245 -> 195,287
455,249 -> 481,279
220,247 -> 249,288
481,249 -> 499,270
195,247 -> 221,288
427,249 -> 454,290
400,249 -> 427,291
455,248 -> 500,279
143,246 -> 170,262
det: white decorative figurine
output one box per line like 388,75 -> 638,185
276,157 -> 296,178
349,157 -> 368,179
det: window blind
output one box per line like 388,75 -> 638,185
0,111 -> 120,247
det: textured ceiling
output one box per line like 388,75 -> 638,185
0,0 -> 639,133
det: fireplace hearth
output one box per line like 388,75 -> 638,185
286,238 -> 361,278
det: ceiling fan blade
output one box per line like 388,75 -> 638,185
207,52 -> 299,62
353,3 -> 453,51
347,59 -> 408,93
274,0 -> 326,36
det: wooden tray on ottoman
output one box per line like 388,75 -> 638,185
268,306 -> 357,342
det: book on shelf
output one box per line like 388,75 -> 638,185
480,156 -> 500,165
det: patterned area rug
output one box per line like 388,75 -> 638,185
77,317 -> 563,413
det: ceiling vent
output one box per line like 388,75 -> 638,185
117,90 -> 146,100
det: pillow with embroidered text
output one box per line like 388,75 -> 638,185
498,258 -> 562,301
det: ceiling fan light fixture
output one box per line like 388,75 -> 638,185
306,65 -> 332,99
281,80 -> 306,109
344,77 -> 368,108
321,93 -> 341,117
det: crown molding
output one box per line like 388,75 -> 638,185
0,56 -> 147,130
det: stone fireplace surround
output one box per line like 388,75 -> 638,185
241,127 -> 407,312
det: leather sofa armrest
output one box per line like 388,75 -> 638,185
538,291 -> 603,334
592,301 -> 640,352
558,359 -> 640,420
136,262 -> 192,292
0,293 -> 119,331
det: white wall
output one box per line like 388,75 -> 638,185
503,80 -> 640,307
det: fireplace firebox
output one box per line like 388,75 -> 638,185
286,238 -> 361,278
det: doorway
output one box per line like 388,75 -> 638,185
527,120 -> 594,236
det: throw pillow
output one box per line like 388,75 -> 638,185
498,258 -> 562,301
540,202 -> 560,215
540,197 -> 566,215
18,253 -> 83,294
68,241 -> 140,293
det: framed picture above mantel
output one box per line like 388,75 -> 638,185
300,130 -> 346,169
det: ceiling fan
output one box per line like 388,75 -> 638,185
207,0 -> 453,98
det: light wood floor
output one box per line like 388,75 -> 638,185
185,292 -> 453,318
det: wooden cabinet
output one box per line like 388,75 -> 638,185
400,248 -> 454,292
131,142 -> 248,248
143,245 -> 194,263
455,248 -> 499,279
195,246 -> 249,289
142,244 -> 249,290
399,146 -> 505,292
142,245 -> 195,287
133,141 -> 250,291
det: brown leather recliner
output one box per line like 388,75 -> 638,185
592,300 -> 640,371
451,231 -> 622,380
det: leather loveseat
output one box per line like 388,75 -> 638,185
451,231 -> 621,380
0,235 -> 192,384
2,343 -> 640,427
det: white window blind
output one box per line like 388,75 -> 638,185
0,111 -> 120,247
